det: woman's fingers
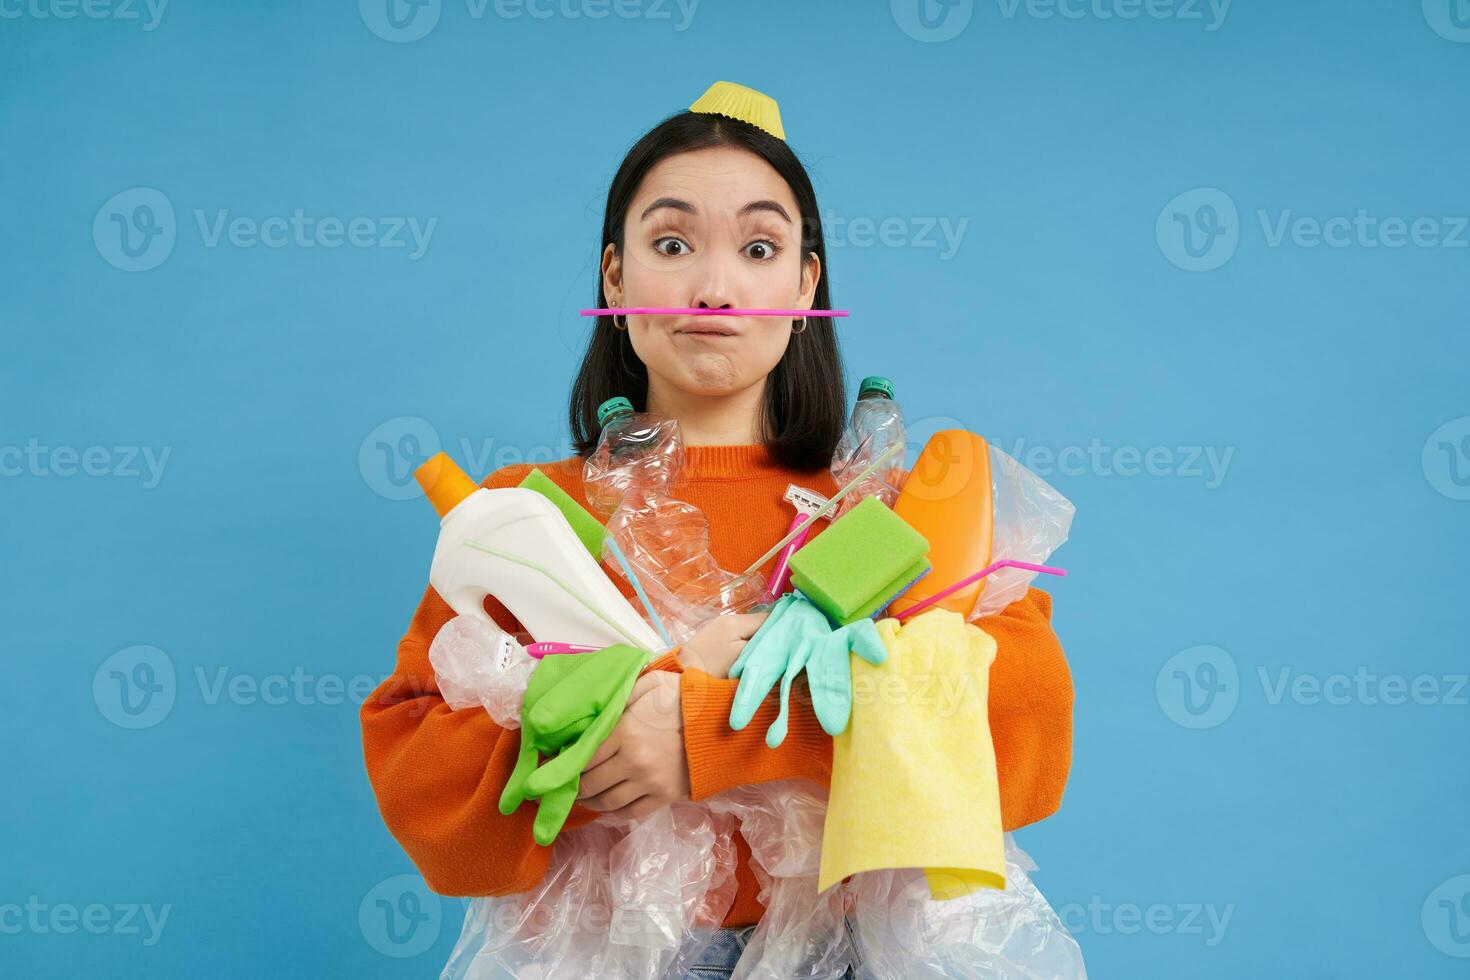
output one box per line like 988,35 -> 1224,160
606,794 -> 661,824
576,753 -> 625,800
579,780 -> 645,813
626,670 -> 663,704
727,611 -> 770,640
579,727 -> 622,777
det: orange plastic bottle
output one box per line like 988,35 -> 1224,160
886,430 -> 993,618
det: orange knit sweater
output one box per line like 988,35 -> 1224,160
360,443 -> 1073,928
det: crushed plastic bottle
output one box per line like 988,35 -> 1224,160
583,397 -> 766,644
831,376 -> 907,518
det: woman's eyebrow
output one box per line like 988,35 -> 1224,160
640,197 -> 697,220
739,200 -> 792,222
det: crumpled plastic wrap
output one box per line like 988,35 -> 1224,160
968,442 -> 1075,620
428,614 -> 537,728
439,780 -> 1084,980
441,803 -> 740,980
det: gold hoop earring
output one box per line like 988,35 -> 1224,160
792,316 -> 807,334
613,314 -> 627,331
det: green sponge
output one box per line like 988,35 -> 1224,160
789,496 -> 931,625
518,468 -> 606,560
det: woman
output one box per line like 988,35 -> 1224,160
360,81 -> 1074,976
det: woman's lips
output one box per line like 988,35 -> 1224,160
676,323 -> 738,337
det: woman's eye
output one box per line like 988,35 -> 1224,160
744,240 -> 781,261
654,237 -> 690,257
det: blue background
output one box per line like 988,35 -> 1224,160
4,0 -> 1468,976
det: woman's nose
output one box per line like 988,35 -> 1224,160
688,254 -> 738,311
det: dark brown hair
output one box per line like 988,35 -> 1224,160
568,111 -> 846,470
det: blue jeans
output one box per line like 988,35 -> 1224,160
684,924 -> 754,978
685,924 -> 858,978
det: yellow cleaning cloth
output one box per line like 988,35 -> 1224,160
817,608 -> 1005,900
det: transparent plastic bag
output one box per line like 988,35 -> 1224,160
706,782 -> 850,979
845,838 -> 1087,979
428,614 -> 537,728
705,782 -> 1085,980
441,803 -> 739,980
969,442 -> 1076,620
434,776 -> 1082,978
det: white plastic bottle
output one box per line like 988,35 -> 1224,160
414,452 -> 663,651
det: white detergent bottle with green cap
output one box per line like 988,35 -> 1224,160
414,452 -> 663,651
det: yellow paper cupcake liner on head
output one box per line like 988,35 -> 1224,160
689,81 -> 786,141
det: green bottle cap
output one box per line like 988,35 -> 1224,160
858,376 -> 895,400
596,396 -> 634,428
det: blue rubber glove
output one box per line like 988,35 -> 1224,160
729,592 -> 888,748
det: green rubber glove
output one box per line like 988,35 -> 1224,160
499,643 -> 650,845
729,591 -> 888,748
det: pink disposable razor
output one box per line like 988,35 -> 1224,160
763,485 -> 830,601
524,641 -> 601,659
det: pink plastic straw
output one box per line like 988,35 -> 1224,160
581,307 -> 849,318
893,560 -> 1068,622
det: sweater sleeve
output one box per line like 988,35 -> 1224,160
358,463 -> 681,897
680,587 -> 1073,830
983,587 -> 1074,830
681,668 -> 835,801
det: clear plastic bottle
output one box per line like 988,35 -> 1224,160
583,397 -> 765,643
830,375 -> 907,517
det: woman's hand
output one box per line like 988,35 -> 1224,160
575,671 -> 689,821
677,611 -> 770,678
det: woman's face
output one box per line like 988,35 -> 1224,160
602,145 -> 820,396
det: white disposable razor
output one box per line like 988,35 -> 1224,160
764,485 -> 831,600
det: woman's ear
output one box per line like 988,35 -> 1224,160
798,250 -> 821,308
601,242 -> 623,302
